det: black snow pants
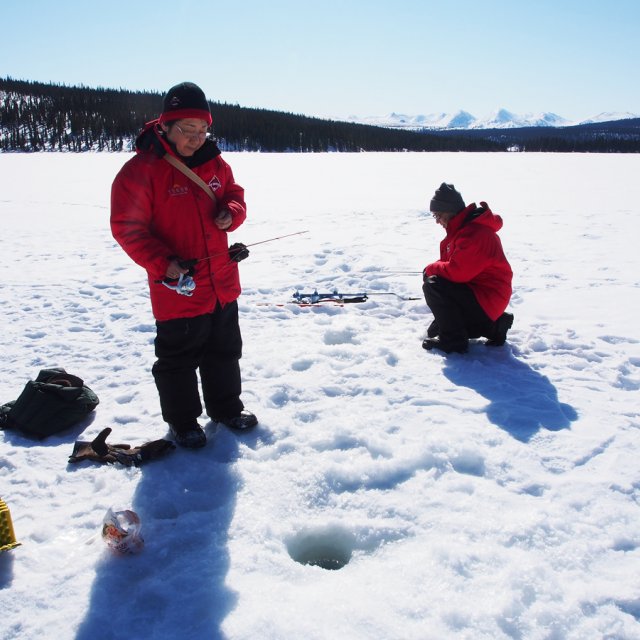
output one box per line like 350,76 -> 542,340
152,301 -> 244,426
422,276 -> 494,347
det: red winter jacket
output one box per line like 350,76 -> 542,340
111,123 -> 247,321
424,202 -> 512,321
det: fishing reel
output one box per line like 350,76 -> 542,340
162,272 -> 196,296
158,243 -> 249,297
160,258 -> 197,297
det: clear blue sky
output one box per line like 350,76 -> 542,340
2,0 -> 638,122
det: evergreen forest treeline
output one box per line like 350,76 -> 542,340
1,77 -> 639,153
0,77 -> 493,153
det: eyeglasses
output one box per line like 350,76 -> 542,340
174,124 -> 212,140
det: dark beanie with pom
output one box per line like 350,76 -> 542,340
429,183 -> 465,214
159,82 -> 212,126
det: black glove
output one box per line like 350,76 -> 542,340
69,427 -> 175,467
178,258 -> 197,276
229,242 -> 249,262
423,273 -> 438,284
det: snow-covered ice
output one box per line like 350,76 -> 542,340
1,151 -> 639,639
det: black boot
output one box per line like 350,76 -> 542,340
212,410 -> 258,430
485,312 -> 514,347
422,337 -> 468,354
169,421 -> 207,448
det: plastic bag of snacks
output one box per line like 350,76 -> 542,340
101,507 -> 144,555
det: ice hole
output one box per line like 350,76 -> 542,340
287,524 -> 355,570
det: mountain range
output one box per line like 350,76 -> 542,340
2,77 -> 639,152
346,109 -> 640,130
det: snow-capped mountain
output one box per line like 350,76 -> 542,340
346,109 -> 638,130
578,111 -> 639,124
470,109 -> 571,129
350,110 -> 477,130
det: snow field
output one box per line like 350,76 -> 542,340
1,151 -> 639,639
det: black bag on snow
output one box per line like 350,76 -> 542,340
0,368 -> 99,439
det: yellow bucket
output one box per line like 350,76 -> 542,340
0,498 -> 21,552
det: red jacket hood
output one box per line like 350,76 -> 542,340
447,202 -> 503,236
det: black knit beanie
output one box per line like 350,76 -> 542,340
159,82 -> 212,126
429,183 -> 465,214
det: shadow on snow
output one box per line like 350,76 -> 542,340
74,424 -> 253,640
442,344 -> 578,443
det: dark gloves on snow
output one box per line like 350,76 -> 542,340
69,427 -> 175,467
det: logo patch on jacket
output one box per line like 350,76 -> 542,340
168,183 -> 189,196
208,176 -> 222,192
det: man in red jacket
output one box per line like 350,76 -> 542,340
422,183 -> 514,354
111,82 -> 257,448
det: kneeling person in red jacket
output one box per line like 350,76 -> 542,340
111,82 -> 257,448
422,183 -> 514,354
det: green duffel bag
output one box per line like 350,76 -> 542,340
0,368 -> 99,439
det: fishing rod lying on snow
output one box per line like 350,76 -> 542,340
157,230 -> 309,296
291,289 -> 421,305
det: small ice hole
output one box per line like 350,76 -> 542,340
287,525 -> 355,570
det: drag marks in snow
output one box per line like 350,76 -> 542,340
572,436 -> 616,468
615,356 -> 640,391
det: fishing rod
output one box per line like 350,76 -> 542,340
291,289 -> 421,304
292,290 -> 368,304
358,271 -> 422,277
364,291 -> 421,300
193,230 -> 309,265
160,230 -> 309,296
